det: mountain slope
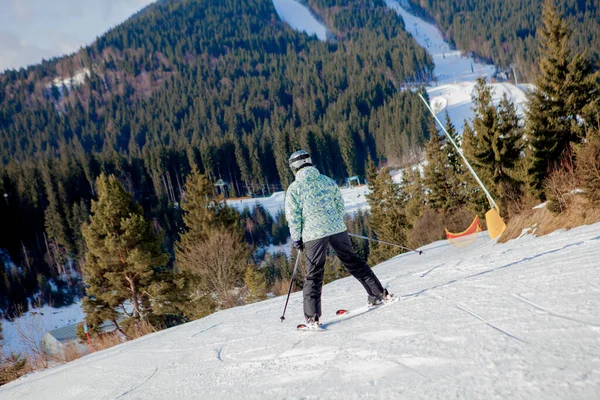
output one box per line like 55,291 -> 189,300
2,222 -> 599,399
405,0 -> 600,81
385,0 -> 532,135
0,0 -> 435,315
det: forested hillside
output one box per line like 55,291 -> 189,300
407,0 -> 599,81
0,0 -> 434,315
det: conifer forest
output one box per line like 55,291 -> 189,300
0,0 -> 598,337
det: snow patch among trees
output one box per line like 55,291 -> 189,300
272,0 -> 329,40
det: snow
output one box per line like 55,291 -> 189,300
2,222 -> 599,399
1,302 -> 85,355
384,0 -> 495,84
385,0 -> 530,134
272,0 -> 329,40
227,184 -> 370,218
262,239 -> 293,258
45,68 -> 90,91
426,81 -> 529,133
0,248 -> 17,272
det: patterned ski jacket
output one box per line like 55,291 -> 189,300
285,166 -> 347,242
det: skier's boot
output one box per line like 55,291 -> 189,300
367,289 -> 394,307
305,315 -> 321,329
298,315 -> 321,330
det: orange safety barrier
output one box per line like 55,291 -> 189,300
445,216 -> 482,248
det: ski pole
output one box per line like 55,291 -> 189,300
348,233 -> 423,255
280,249 -> 302,322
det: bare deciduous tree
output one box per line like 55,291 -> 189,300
178,229 -> 250,308
13,305 -> 49,369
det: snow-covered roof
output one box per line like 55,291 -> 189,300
45,323 -> 79,343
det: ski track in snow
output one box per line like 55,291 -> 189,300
1,223 -> 600,399
2,4 -> 599,399
385,0 -> 530,134
455,303 -> 528,343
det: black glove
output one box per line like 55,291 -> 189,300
293,239 -> 304,251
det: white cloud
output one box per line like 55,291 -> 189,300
0,0 -> 156,72
0,31 -> 56,70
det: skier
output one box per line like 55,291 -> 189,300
285,150 -> 392,329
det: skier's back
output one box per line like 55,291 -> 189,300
284,150 -> 392,329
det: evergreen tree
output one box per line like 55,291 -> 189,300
400,166 -> 426,227
366,163 -> 409,265
423,133 -> 450,211
244,266 -> 267,303
82,174 -> 170,336
526,0 -> 600,198
177,172 -> 238,248
463,78 -> 522,212
460,123 -> 490,216
175,171 -> 248,317
271,209 -> 290,245
423,115 -> 470,212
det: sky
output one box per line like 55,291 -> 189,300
0,0 -> 156,72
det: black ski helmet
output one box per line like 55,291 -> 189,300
289,150 -> 312,173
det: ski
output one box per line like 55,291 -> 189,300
335,296 -> 399,316
296,323 -> 325,331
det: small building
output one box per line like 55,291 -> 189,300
346,175 -> 361,187
42,323 -> 90,357
42,320 -> 120,358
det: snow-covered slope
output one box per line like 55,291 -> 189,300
1,302 -> 85,355
385,0 -> 530,133
227,185 -> 369,218
2,223 -> 599,399
385,0 -> 495,84
272,0 -> 329,40
426,81 -> 529,134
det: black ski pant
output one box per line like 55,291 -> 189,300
302,230 -> 385,319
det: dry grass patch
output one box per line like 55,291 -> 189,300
500,195 -> 600,243
91,332 -> 125,352
49,343 -> 85,365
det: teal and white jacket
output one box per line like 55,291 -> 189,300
284,166 -> 347,242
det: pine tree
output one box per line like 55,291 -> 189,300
271,209 -> 290,245
177,172 -> 238,248
423,133 -> 450,211
463,78 -> 522,212
82,174 -> 170,336
443,116 -> 471,209
244,266 -> 267,303
423,115 -> 469,212
366,163 -> 409,265
401,166 -> 425,227
175,171 -> 248,317
461,123 -> 491,216
526,0 -> 600,198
